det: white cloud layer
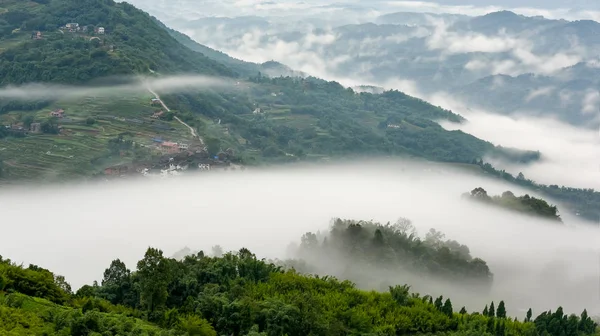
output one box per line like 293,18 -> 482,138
3,161 -> 600,316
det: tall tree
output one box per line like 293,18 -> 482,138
489,301 -> 496,317
526,308 -> 532,322
496,301 -> 506,318
442,298 -> 453,317
137,247 -> 171,313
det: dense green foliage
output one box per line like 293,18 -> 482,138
1,245 -> 598,336
161,74 -> 539,166
464,187 -> 562,222
0,0 -> 233,85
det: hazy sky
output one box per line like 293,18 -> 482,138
411,0 -> 600,10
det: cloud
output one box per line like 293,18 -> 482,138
525,86 -> 555,102
3,161 -> 600,317
431,92 -> 600,190
0,75 -> 234,101
582,90 -> 600,114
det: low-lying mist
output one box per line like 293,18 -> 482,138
2,159 -> 600,317
0,74 -> 236,101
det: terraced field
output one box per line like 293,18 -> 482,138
0,94 -> 197,181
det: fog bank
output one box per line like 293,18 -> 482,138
2,159 -> 600,316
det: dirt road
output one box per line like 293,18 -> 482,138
147,88 -> 203,145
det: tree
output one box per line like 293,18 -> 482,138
526,308 -> 532,322
434,296 -> 443,311
102,259 -> 129,286
459,307 -> 467,314
442,298 -> 453,317
177,314 -> 217,336
204,137 -> 221,157
496,300 -> 506,318
389,285 -> 411,306
54,275 -> 72,294
489,301 -> 495,317
137,247 -> 171,313
483,305 -> 489,316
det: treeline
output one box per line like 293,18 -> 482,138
464,187 -> 562,222
475,161 -> 599,222
1,247 -> 597,336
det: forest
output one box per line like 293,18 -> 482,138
1,240 -> 598,336
282,218 -> 493,295
463,187 -> 562,222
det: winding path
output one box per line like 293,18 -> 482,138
147,88 -> 203,146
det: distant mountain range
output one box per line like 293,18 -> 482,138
172,10 -> 600,128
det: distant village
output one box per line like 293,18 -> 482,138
3,95 -> 243,180
30,22 -> 106,41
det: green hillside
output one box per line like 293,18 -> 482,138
3,0 -> 598,224
1,243 -> 597,336
0,0 -> 540,182
0,0 -> 234,85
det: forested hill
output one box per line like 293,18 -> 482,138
1,248 -> 598,335
0,0 -> 542,183
0,0 -> 234,84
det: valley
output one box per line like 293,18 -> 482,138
1,0 -> 600,335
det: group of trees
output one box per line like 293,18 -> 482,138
475,161 -> 600,223
1,246 -> 597,335
464,187 -> 562,222
289,218 -> 493,293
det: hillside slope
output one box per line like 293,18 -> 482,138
154,18 -> 305,78
0,0 -> 234,85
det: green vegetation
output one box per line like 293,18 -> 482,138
0,0 -> 233,85
286,218 -> 493,294
1,241 -> 598,336
464,187 -> 562,222
474,161 -> 598,222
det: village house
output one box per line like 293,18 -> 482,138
65,23 -> 79,32
178,143 -> 189,150
31,31 -> 42,40
151,98 -> 161,106
161,141 -> 180,154
95,27 -> 105,34
252,108 -> 262,115
387,124 -> 401,129
49,109 -> 65,118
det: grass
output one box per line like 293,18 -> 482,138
0,94 -> 199,181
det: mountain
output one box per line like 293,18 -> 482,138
0,0 -> 235,85
154,17 -> 305,78
5,0 -> 600,223
375,11 -> 469,26
452,65 -> 600,127
172,11 -> 600,128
